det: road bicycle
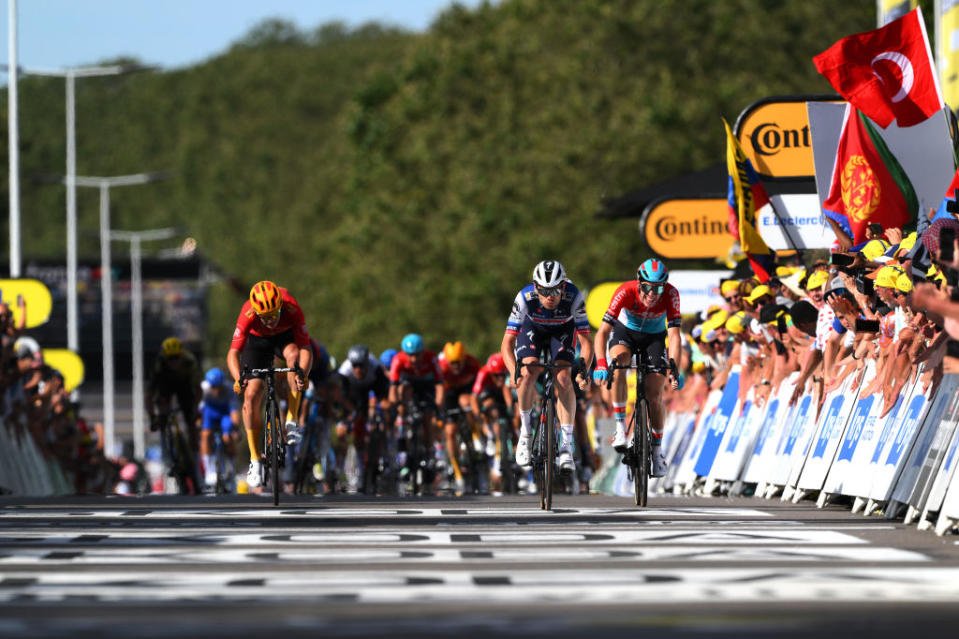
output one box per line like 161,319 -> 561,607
606,354 -> 676,507
153,407 -> 196,495
292,408 -> 325,495
244,363 -> 303,506
208,417 -> 235,495
447,406 -> 485,495
403,396 -> 437,496
519,351 -> 574,511
362,407 -> 395,495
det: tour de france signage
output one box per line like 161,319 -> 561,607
640,197 -> 733,259
735,95 -> 839,180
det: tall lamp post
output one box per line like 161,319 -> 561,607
3,62 -> 156,352
75,173 -> 167,457
109,228 -> 179,459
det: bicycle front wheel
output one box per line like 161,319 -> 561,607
635,397 -> 649,507
265,399 -> 282,506
544,398 -> 555,511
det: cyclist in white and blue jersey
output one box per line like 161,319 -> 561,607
501,260 -> 593,474
199,367 -> 239,489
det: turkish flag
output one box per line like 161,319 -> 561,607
814,7 -> 942,127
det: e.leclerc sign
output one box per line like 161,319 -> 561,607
640,197 -> 732,259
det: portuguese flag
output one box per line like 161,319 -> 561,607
822,106 -> 918,245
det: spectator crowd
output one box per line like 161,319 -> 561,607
660,211 -> 959,431
0,296 -> 116,495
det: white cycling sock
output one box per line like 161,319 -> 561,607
560,424 -> 573,449
520,410 -> 532,437
202,454 -> 213,475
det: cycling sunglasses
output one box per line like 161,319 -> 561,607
640,282 -> 665,295
257,308 -> 281,322
535,284 -> 563,297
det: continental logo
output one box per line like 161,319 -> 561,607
737,98 -> 837,179
642,198 -> 733,259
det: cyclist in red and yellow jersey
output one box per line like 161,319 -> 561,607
438,341 -> 482,493
227,281 -> 313,488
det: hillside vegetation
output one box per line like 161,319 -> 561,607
1,0 -> 875,361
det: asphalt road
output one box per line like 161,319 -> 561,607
2,492 -> 959,637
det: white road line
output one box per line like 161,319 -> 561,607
0,546 -> 928,564
0,529 -> 871,545
2,568 -> 959,603
0,507 -> 773,519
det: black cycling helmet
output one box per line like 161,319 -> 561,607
347,344 -> 370,367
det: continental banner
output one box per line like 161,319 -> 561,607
640,197 -> 732,259
735,95 -> 840,180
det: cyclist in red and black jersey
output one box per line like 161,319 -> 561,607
227,281 -> 313,489
438,341 -> 481,493
389,333 -> 444,443
592,259 -> 684,477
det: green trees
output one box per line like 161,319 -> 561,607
0,1 -> 874,361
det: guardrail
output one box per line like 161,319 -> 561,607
599,365 -> 959,536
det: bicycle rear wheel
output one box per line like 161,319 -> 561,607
498,419 -> 515,495
265,399 -> 282,506
544,397 -> 555,511
634,397 -> 649,507
293,423 -> 315,495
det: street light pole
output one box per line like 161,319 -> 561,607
109,228 -> 178,459
15,63 -> 157,352
75,173 -> 167,458
7,0 -> 20,278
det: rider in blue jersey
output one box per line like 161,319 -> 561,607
199,367 -> 239,490
501,260 -> 593,475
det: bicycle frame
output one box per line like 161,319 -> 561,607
608,352 -> 651,507
246,364 -> 300,506
521,353 -> 574,511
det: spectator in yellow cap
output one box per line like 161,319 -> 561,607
805,269 -> 829,309
720,279 -> 742,312
725,311 -> 747,335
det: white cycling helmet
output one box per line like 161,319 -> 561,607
532,260 -> 566,288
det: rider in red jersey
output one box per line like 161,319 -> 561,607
227,281 -> 313,489
593,259 -> 683,478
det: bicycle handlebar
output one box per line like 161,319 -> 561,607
604,358 -> 679,390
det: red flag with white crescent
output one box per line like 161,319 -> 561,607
813,7 -> 942,128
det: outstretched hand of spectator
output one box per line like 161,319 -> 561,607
884,227 -> 903,246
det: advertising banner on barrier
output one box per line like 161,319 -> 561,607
904,389 -> 959,515
767,390 -> 818,488
890,374 -> 959,508
660,411 -> 698,492
921,411 -> 959,522
693,370 -> 741,477
742,376 -> 797,486
936,427 -> 959,528
743,382 -> 794,484
821,365 -> 881,495
867,380 -> 931,502
845,390 -> 911,499
672,388 -> 723,490
706,393 -> 753,481
710,390 -> 770,482
797,376 -> 860,493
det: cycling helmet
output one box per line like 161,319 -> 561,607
161,337 -> 183,357
637,258 -> 668,283
532,260 -> 566,288
380,348 -> 398,369
205,367 -> 224,387
401,333 -> 424,355
486,353 -> 507,375
249,280 -> 282,315
347,344 -> 370,367
443,341 -> 465,363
